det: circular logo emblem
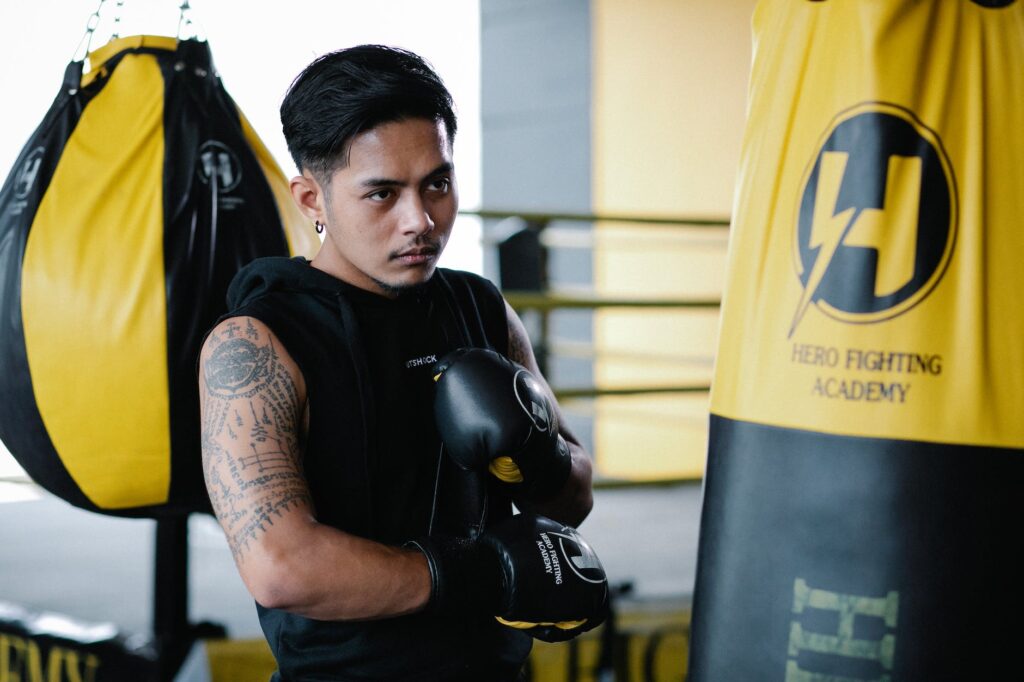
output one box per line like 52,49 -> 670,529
790,102 -> 957,337
552,531 -> 605,584
14,147 -> 45,200
513,369 -> 551,433
196,140 -> 242,192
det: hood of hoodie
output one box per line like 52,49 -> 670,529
227,256 -> 359,310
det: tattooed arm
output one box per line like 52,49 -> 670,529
199,316 -> 430,620
503,301 -> 594,527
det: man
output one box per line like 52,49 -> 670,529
198,45 -> 601,680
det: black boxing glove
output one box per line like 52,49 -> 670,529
433,347 -> 572,501
407,513 -> 608,642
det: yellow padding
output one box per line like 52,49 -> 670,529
489,456 -> 524,483
497,617 -> 587,630
23,50 -> 171,508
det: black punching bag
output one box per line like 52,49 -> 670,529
689,1 -> 1023,680
0,35 -> 319,517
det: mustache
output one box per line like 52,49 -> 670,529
389,238 -> 441,260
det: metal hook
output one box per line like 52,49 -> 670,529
177,0 -> 196,40
176,0 -> 207,42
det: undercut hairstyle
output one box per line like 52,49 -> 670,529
280,45 -> 457,181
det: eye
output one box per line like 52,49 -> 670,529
367,189 -> 394,201
426,177 -> 451,193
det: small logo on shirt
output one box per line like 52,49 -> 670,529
405,354 -> 438,369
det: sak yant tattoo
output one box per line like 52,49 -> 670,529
507,320 -> 532,368
200,321 -> 310,563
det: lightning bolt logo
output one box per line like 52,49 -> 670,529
790,152 -> 858,338
790,113 -> 934,339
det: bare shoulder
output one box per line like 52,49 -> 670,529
199,316 -> 311,565
200,317 -> 304,398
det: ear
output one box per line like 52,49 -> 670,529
290,172 -> 326,222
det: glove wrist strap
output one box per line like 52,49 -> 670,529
404,536 -> 495,615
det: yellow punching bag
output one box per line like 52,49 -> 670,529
0,36 -> 319,517
689,1 -> 1023,679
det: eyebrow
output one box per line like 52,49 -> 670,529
360,162 -> 454,189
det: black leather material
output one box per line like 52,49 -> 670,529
434,348 -> 572,501
409,513 -> 608,643
405,535 -> 497,616
689,414 -> 1024,681
484,513 -> 608,642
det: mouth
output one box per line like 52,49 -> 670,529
391,245 -> 439,265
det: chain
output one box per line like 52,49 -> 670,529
110,0 -> 127,39
72,0 -> 204,64
71,0 -> 108,62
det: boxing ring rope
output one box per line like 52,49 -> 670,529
466,207 -> 726,492
470,209 -> 729,228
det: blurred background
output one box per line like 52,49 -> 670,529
0,1 -> 757,679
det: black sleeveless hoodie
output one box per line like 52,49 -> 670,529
222,257 -> 531,681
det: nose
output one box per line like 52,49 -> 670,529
399,193 -> 434,238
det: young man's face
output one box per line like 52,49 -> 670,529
312,117 -> 457,297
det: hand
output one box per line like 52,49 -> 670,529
408,513 -> 609,642
433,348 -> 572,501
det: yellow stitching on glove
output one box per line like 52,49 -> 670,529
496,617 -> 587,630
489,456 -> 524,483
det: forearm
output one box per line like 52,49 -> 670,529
244,518 -> 431,621
518,440 -> 593,528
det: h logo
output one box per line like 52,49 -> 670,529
196,140 -> 242,192
14,147 -> 45,200
786,578 -> 899,682
790,102 -> 957,337
552,531 -> 605,584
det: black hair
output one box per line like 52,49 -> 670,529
280,44 -> 457,180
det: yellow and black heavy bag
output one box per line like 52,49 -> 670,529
689,1 -> 1023,679
0,36 -> 318,517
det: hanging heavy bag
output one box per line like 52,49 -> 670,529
0,34 -> 319,517
689,1 -> 1023,680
